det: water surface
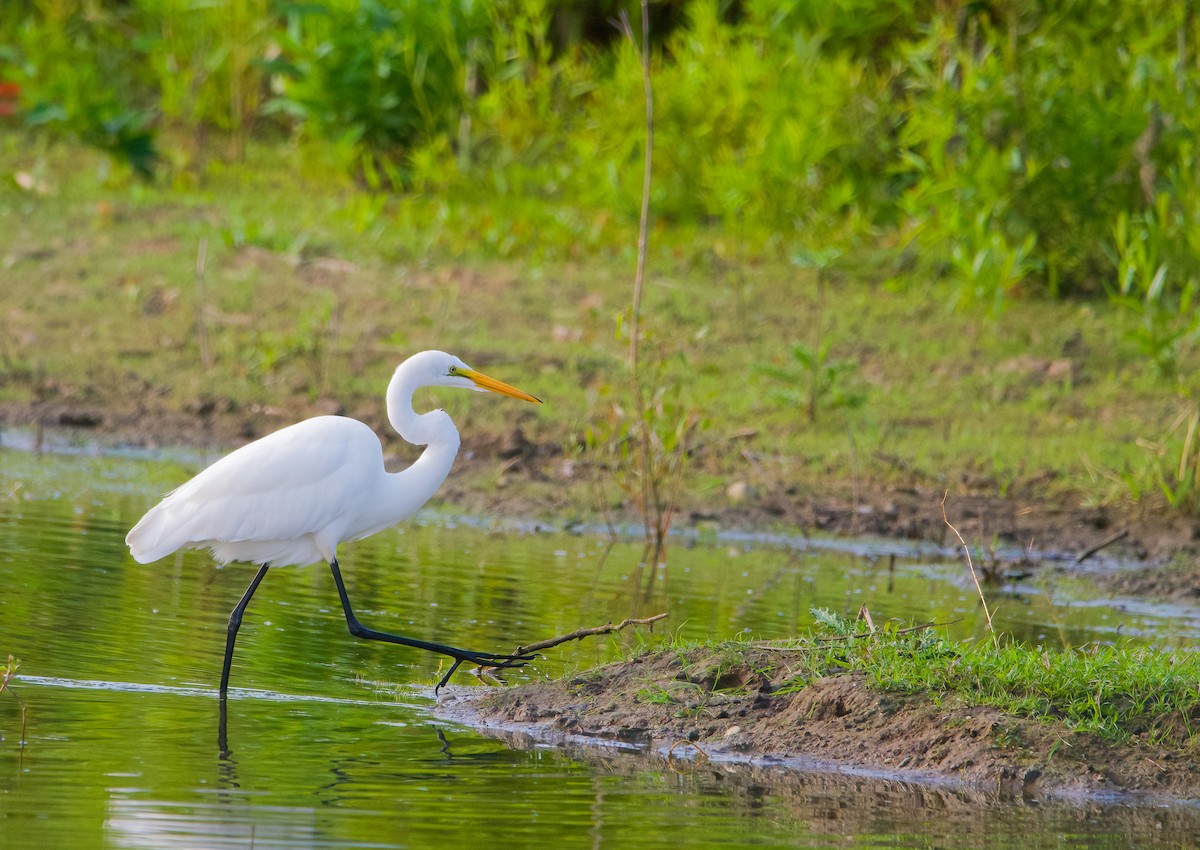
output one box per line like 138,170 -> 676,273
2,447 -> 1199,848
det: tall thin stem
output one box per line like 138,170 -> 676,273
627,0 -> 652,377
942,493 -> 998,648
619,2 -> 657,552
195,237 -> 212,370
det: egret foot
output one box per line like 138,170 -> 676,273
434,648 -> 538,694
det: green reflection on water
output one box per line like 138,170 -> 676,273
2,447 -> 1200,849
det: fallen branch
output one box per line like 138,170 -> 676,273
515,613 -> 669,655
1074,529 -> 1128,565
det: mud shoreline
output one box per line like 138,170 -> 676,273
437,648 -> 1200,802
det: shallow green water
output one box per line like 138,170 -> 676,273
2,447 -> 1199,849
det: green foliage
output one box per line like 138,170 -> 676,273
809,606 -> 854,636
758,339 -> 865,422
137,0 -> 275,155
892,5 -> 1152,296
756,253 -> 866,421
1139,396 -> 1200,514
11,1 -> 1200,522
947,212 -> 1039,315
448,0 -> 890,238
1,0 -> 157,175
6,0 -> 1200,313
1110,197 -> 1200,379
270,0 -> 493,181
792,611 -> 1200,744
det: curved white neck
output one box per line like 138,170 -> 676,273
387,362 -> 463,444
379,362 -> 462,517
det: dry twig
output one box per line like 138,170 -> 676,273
857,603 -> 876,633
514,613 -> 668,656
941,493 -> 998,648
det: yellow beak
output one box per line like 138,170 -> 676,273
464,369 -> 543,404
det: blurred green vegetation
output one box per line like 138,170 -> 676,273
4,1 -> 1200,516
6,0 -> 1200,296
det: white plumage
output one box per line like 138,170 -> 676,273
124,349 -> 542,695
127,416 -> 445,567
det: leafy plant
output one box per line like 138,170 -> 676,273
269,0 -> 491,181
758,340 -> 864,423
1139,395 -> 1200,514
810,606 -> 857,637
1109,199 -> 1200,379
3,1 -> 158,176
948,211 -> 1040,315
587,363 -> 701,563
137,0 -> 276,160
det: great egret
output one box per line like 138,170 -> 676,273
126,349 -> 543,695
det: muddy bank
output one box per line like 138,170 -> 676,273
440,646 -> 1200,801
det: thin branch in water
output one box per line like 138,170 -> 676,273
514,613 -> 668,656
941,492 -> 998,647
1074,529 -> 1128,565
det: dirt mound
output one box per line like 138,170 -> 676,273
442,648 -> 1200,801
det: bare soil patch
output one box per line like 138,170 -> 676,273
442,646 -> 1200,800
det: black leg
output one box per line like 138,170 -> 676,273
220,562 -> 270,697
327,558 -> 535,693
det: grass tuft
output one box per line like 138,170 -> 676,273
661,613 -> 1200,746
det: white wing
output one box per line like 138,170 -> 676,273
126,416 -> 385,566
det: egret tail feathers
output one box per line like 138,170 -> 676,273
126,503 -> 189,564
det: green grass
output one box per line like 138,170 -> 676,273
0,134 -> 1195,517
672,615 -> 1200,745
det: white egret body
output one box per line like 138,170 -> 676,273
126,349 -> 542,695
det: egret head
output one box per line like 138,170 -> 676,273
406,350 -> 542,404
